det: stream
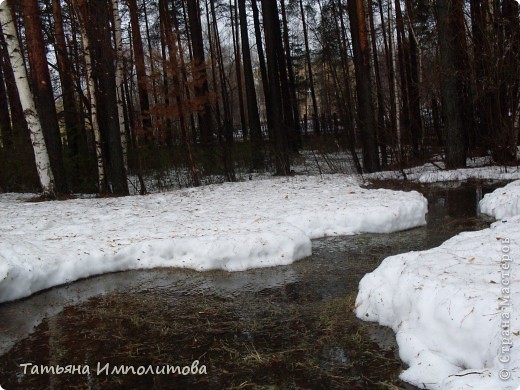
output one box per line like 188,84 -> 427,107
0,181 -> 505,389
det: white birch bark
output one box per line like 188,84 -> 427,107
388,0 -> 401,152
0,1 -> 55,195
74,1 -> 105,192
407,15 -> 425,147
111,0 -> 128,171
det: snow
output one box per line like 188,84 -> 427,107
0,175 -> 427,303
480,180 -> 520,220
356,180 -> 520,389
365,162 -> 520,184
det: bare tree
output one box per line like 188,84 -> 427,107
21,0 -> 68,193
347,0 -> 380,172
436,0 -> 467,168
0,2 -> 55,195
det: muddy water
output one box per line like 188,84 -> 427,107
0,181 -> 504,389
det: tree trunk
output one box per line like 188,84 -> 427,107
405,0 -> 423,157
79,0 -> 128,194
281,0 -> 302,151
111,0 -> 129,173
261,0 -> 290,175
160,0 -> 200,186
74,0 -> 106,192
203,0 -> 222,131
347,0 -> 380,173
238,0 -> 264,169
367,0 -> 388,167
387,0 -> 400,154
230,0 -> 247,141
272,0 -> 296,154
394,0 -> 410,156
470,0 -> 493,149
142,0 -> 158,107
126,0 -> 152,143
251,0 -> 272,136
0,2 -> 55,195
158,0 -> 172,145
52,0 -> 86,185
0,27 -> 27,142
21,0 -> 68,193
172,3 -> 197,145
495,0 -> 519,162
0,57 -> 12,148
300,0 -> 320,135
332,0 -> 362,173
436,0 -> 467,168
187,0 -> 214,165
210,0 -> 235,181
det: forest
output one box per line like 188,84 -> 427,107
0,0 -> 518,196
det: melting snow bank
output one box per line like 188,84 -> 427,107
0,175 -> 427,303
356,181 -> 520,389
480,180 -> 520,220
365,163 -> 520,184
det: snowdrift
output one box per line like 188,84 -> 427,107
0,175 -> 427,303
356,180 -> 520,389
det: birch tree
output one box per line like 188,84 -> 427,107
0,1 -> 55,195
84,0 -> 128,195
187,0 -> 214,170
0,48 -> 11,148
52,0 -> 82,165
22,0 -> 68,194
126,0 -> 152,142
74,0 -> 106,192
238,0 -> 263,169
111,0 -> 128,170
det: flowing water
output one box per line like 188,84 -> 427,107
0,181 -> 505,389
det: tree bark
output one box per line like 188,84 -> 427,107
405,0 -> 423,157
111,0 -> 129,172
347,0 -> 380,173
209,0 -> 235,181
0,55 -> 12,148
251,0 -> 272,135
394,0 -> 410,154
436,0 -> 467,168
21,0 -> 68,193
187,0 -> 214,159
160,0 -> 200,186
230,0 -> 247,141
238,0 -> 264,169
300,0 -> 320,135
386,0 -> 400,154
261,0 -> 290,175
0,2 -> 55,195
367,0 -> 388,166
0,27 -> 27,142
74,0 -> 106,192
52,0 -> 80,160
80,0 -> 128,194
332,0 -> 362,173
281,0 -> 302,150
126,0 -> 152,143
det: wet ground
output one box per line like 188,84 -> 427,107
0,180 -> 505,389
